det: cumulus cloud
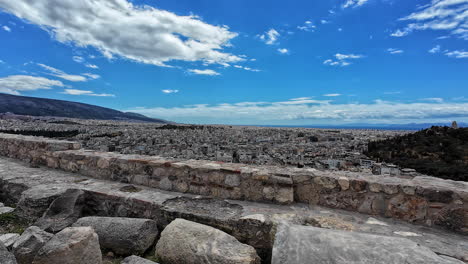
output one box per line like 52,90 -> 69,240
259,29 -> 280,45
188,69 -> 220,76
62,89 -> 114,97
324,53 -> 363,66
162,89 -> 179,94
342,0 -> 369,8
278,48 -> 289,54
0,0 -> 243,67
128,98 -> 468,124
0,75 -> 64,95
445,50 -> 468,58
2,25 -> 11,32
85,64 -> 99,69
297,21 -> 316,32
387,48 -> 404,54
391,0 -> 468,40
233,65 -> 261,72
429,45 -> 442,53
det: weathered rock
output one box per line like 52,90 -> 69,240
0,233 -> 20,248
121,255 -> 159,264
272,224 -> 464,264
12,226 -> 53,264
0,206 -> 15,214
72,216 -> 158,255
0,242 -> 17,264
16,185 -> 68,221
32,226 -> 102,264
34,189 -> 85,233
156,218 -> 261,264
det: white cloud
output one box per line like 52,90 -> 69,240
342,0 -> 369,8
62,89 -> 114,97
0,0 -> 243,67
2,25 -> 11,32
162,89 -> 179,94
298,21 -> 316,32
429,45 -> 441,53
72,56 -> 84,63
82,73 -> 100,80
324,53 -> 363,66
37,63 -> 87,82
421,97 -> 444,103
321,20 -> 329,24
233,65 -> 261,72
445,50 -> 468,58
391,0 -> 468,40
259,29 -> 280,45
278,48 -> 289,54
128,98 -> 468,124
0,75 -> 64,95
323,93 -> 342,97
85,64 -> 99,69
387,48 -> 404,54
188,69 -> 220,76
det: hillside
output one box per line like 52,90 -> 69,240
0,93 -> 169,123
366,126 -> 468,181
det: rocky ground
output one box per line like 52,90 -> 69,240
0,157 -> 466,264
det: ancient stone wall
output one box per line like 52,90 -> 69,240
0,133 -> 466,234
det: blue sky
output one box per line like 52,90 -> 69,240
0,0 -> 467,125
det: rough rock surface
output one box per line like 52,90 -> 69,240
156,218 -> 261,264
121,255 -> 159,264
32,226 -> 102,264
12,226 -> 53,264
0,233 -> 20,248
16,185 -> 69,221
72,216 -> 158,255
272,224 -> 464,264
34,189 -> 85,233
0,242 -> 17,264
0,206 -> 15,214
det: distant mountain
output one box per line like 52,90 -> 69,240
257,122 -> 467,130
0,93 -> 170,123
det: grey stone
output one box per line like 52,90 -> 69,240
12,226 -> 53,264
121,255 -> 159,264
156,218 -> 261,264
34,189 -> 85,233
272,224 -> 464,264
72,216 -> 158,255
16,185 -> 68,221
0,233 -> 20,248
0,242 -> 17,264
32,226 -> 102,264
0,206 -> 15,214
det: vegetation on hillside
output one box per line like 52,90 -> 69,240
366,126 -> 468,182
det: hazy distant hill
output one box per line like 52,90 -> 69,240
0,93 -> 169,123
366,126 -> 468,182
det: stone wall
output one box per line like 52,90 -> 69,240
0,133 -> 466,234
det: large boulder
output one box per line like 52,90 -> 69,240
121,255 -> 159,264
12,226 -> 53,264
16,185 -> 68,221
32,226 -> 102,264
272,224 -> 464,264
0,242 -> 17,264
72,216 -> 158,255
0,233 -> 20,249
34,189 -> 85,233
155,218 -> 261,264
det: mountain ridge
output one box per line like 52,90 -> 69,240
0,93 -> 170,123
